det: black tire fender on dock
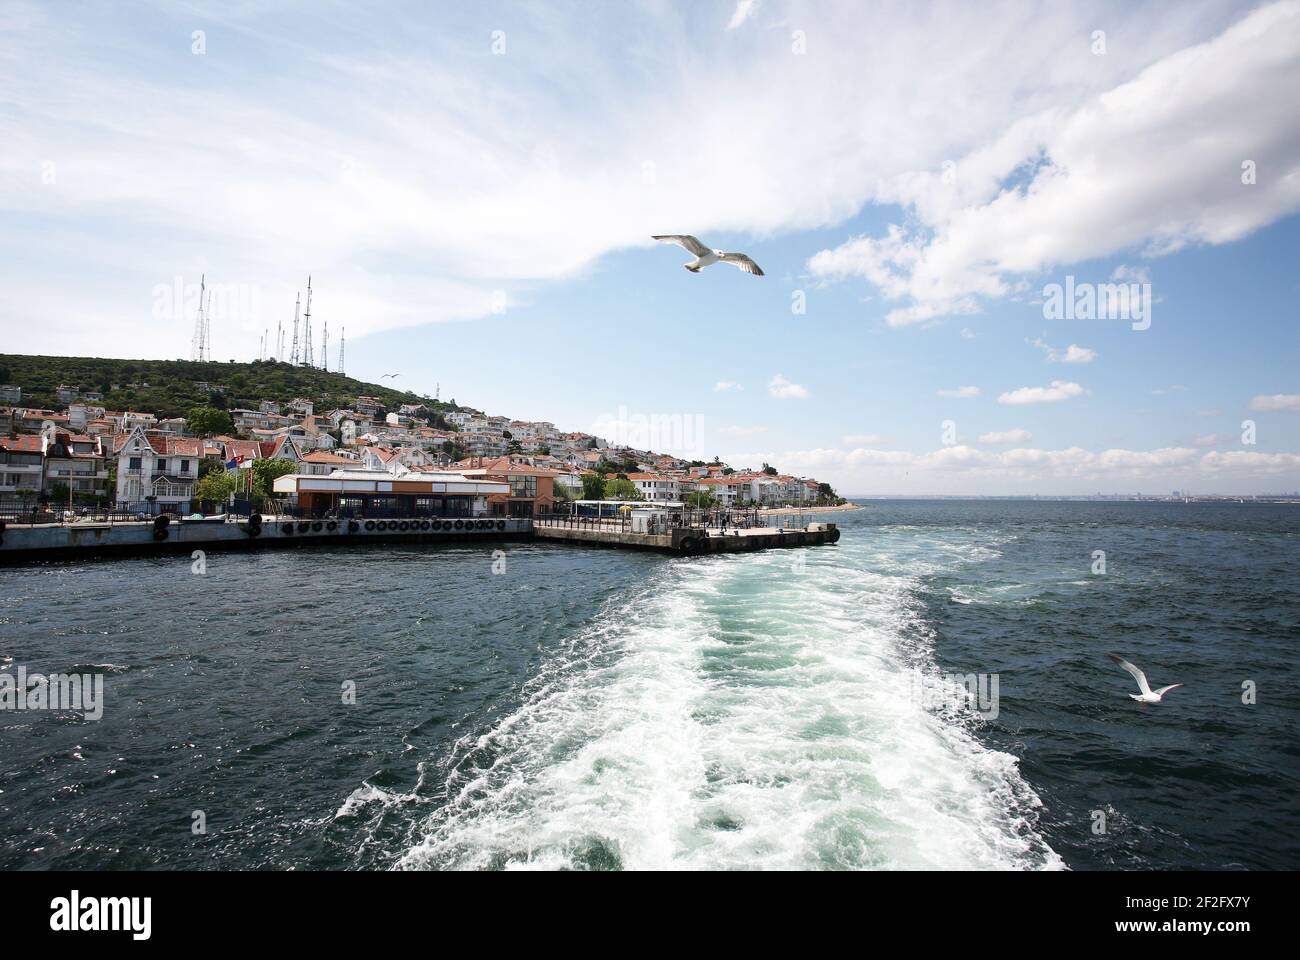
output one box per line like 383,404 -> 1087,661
312,521 -> 323,533
829,528 -> 841,543
364,520 -> 375,531
281,523 -> 294,535
496,519 -> 507,530
420,520 -> 431,531
250,513 -> 263,526
327,520 -> 338,531
152,515 -> 170,541
454,519 -> 464,530
678,537 -> 698,555
298,522 -> 311,534
348,520 -> 360,533
397,520 -> 408,531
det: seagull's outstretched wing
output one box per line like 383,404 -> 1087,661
1154,684 -> 1182,696
652,235 -> 710,257
718,252 -> 765,276
1108,653 -> 1153,696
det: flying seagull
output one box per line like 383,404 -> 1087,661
381,373 -> 401,379
1108,653 -> 1182,703
652,235 -> 764,275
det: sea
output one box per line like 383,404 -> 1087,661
1,500 -> 1296,870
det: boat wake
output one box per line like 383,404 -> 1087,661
390,528 -> 1063,870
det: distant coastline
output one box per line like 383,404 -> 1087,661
758,503 -> 866,517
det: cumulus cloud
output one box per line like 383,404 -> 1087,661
998,381 -> 1085,405
807,2 -> 1300,324
1029,337 -> 1097,363
768,374 -> 809,399
979,429 -> 1033,444
1250,394 -> 1300,411
723,443 -> 1300,494
937,386 -> 981,399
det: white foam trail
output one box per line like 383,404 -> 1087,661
397,530 -> 1062,870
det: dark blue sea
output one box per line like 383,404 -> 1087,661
1,500 -> 1296,869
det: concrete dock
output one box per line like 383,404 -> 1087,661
533,519 -> 840,553
0,515 -> 838,561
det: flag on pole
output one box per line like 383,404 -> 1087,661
225,455 -> 245,471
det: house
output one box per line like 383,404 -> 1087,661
0,385 -> 21,404
288,397 -> 314,417
298,451 -> 360,475
40,429 -> 108,500
0,435 -> 44,497
55,385 -> 80,404
14,408 -> 63,433
67,402 -> 106,431
259,435 -> 303,464
625,473 -> 681,503
353,396 -> 385,419
111,428 -> 204,508
272,468 -> 507,518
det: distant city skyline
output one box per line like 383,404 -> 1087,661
2,0 -> 1298,494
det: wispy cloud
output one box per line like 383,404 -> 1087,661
979,429 -> 1033,444
726,0 -> 759,30
713,380 -> 744,393
937,386 -> 981,399
1250,393 -> 1300,411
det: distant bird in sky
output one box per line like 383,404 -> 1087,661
381,373 -> 401,379
1109,653 -> 1183,703
652,235 -> 764,275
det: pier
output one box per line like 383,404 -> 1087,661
0,512 -> 838,561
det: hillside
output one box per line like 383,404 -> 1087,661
0,354 -> 468,421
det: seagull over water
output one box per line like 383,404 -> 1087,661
652,235 -> 765,275
1109,653 -> 1183,703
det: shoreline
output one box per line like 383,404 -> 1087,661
756,503 -> 866,517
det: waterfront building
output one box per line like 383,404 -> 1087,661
111,428 -> 204,507
272,469 -> 508,518
40,429 -> 108,500
0,435 -> 43,497
455,455 -> 561,517
625,473 -> 681,503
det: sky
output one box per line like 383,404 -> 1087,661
1,0 -> 1298,495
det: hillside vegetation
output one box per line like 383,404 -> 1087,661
0,355 -> 467,421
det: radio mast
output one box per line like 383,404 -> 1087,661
204,287 -> 212,361
301,276 -> 314,367
191,274 -> 207,361
290,293 -> 301,364
322,320 -> 329,372
338,328 -> 345,377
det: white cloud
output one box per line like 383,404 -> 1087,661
960,327 -> 976,340
1059,344 -> 1097,364
937,386 -> 981,399
1029,337 -> 1097,363
713,380 -> 743,393
768,374 -> 809,399
1250,393 -> 1300,411
979,429 -> 1033,444
998,381 -> 1085,405
0,0 -> 1247,356
807,2 -> 1300,324
723,443 -> 1300,494
727,1 -> 759,30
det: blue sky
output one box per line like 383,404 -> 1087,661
1,0 -> 1298,493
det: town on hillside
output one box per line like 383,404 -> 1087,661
0,378 -> 843,520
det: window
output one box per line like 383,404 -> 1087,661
510,475 -> 537,498
129,456 -> 142,469
180,459 -> 191,473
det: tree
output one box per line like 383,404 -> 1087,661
187,406 -> 234,436
603,477 -> 642,500
195,470 -> 237,502
250,458 -> 298,498
762,463 -> 777,475
197,458 -> 226,480
686,490 -> 715,508
581,473 -> 605,500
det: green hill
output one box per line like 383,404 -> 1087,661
0,354 -> 467,421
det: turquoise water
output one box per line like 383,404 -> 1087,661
0,501 -> 1296,869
